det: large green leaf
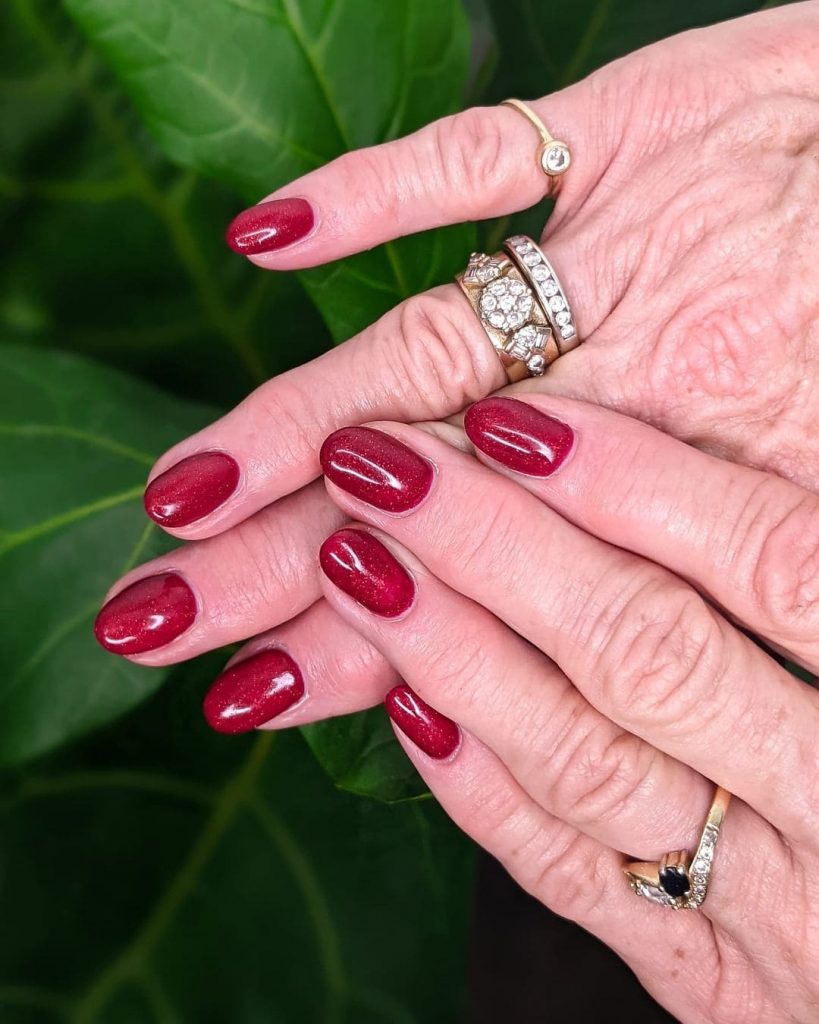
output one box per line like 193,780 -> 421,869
63,0 -> 476,341
0,345 -> 218,765
2,0 -> 331,402
0,663 -> 475,1023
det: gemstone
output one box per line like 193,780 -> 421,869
479,277 -> 534,332
549,295 -> 566,312
527,353 -> 546,375
555,310 -> 571,326
532,265 -> 549,282
541,142 -> 571,175
514,241 -> 531,253
659,867 -> 690,898
506,323 -> 546,361
561,325 -> 575,340
542,279 -> 559,297
523,251 -> 541,266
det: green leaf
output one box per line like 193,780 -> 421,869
302,708 -> 430,804
0,667 -> 475,1023
63,0 -> 475,338
0,345 -> 219,766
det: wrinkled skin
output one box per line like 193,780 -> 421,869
95,5 -> 819,1021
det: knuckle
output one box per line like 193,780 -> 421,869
591,577 -> 725,731
525,829 -> 610,923
395,290 -> 495,416
456,773 -> 527,843
746,490 -> 819,637
331,146 -> 405,224
435,108 -> 508,205
548,723 -> 659,830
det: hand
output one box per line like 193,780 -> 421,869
299,396 -> 817,1024
94,5 -> 819,691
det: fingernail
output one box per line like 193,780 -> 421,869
319,528 -> 415,618
226,197 -> 315,255
144,452 -> 240,528
94,573 -> 196,655
203,648 -> 305,734
385,685 -> 461,760
320,426 -> 434,513
464,397 -> 574,477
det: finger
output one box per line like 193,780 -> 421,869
318,526 -> 788,937
224,87 -> 609,268
463,395 -> 819,671
319,425 -> 819,845
371,689 -> 731,1024
94,481 -> 346,665
143,285 -> 506,541
200,598 -> 399,734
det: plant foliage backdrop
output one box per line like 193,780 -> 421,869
0,0 -> 776,1021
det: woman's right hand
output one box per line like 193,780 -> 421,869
92,3 -> 819,718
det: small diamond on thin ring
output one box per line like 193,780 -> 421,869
541,141 -> 571,176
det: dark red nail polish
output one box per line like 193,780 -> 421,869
320,426 -> 434,513
94,573 -> 196,655
385,685 -> 461,759
319,529 -> 415,618
144,452 -> 240,528
226,197 -> 315,255
203,648 -> 305,734
464,397 -> 574,477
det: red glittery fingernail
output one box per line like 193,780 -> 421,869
94,573 -> 196,655
319,529 -> 415,618
385,685 -> 461,759
203,648 -> 305,734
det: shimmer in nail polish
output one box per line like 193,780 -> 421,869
464,397 -> 574,477
385,684 -> 461,760
320,426 -> 434,513
94,573 -> 196,655
226,197 -> 315,255
319,529 -> 415,618
144,451 -> 240,528
203,648 -> 305,734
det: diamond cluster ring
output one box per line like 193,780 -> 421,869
455,235 -> 580,381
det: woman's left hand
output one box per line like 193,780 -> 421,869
297,395 -> 819,1024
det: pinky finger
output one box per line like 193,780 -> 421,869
384,686 -> 724,1024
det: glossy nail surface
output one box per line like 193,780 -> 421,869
319,529 -> 415,618
464,397 -> 574,477
203,649 -> 305,734
385,685 -> 461,760
320,426 -> 434,513
94,573 -> 196,655
144,451 -> 240,528
226,197 -> 315,255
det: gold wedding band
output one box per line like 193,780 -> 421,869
502,98 -> 571,181
624,786 -> 732,910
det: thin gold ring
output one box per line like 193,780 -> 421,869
501,98 -> 572,181
624,786 -> 732,910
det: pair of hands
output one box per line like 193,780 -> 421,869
93,5 -> 819,1022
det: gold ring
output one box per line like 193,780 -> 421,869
624,786 -> 732,910
456,250 -> 559,382
502,98 -> 571,182
504,235 -> 580,352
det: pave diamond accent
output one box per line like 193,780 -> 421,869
479,278 -> 534,333
505,323 -> 549,375
462,252 -> 509,288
